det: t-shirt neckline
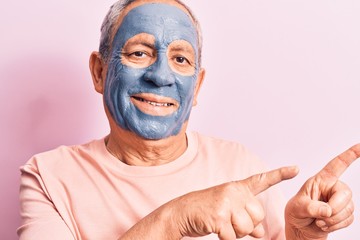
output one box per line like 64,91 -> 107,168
95,131 -> 198,177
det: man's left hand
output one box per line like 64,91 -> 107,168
285,144 -> 360,240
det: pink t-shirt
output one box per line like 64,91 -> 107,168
18,131 -> 285,239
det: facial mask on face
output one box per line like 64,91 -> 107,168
104,3 -> 199,140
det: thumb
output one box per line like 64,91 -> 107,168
298,197 -> 332,218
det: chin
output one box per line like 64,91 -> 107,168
130,122 -> 181,140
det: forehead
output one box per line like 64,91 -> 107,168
113,2 -> 197,49
115,0 -> 193,32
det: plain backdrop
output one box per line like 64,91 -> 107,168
1,0 -> 359,239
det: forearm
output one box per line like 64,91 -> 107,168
118,202 -> 182,240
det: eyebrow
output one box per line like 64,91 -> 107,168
170,45 -> 194,53
126,40 -> 155,49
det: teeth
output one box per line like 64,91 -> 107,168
135,97 -> 172,107
147,100 -> 170,107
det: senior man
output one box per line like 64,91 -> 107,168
18,0 -> 359,239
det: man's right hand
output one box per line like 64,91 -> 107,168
168,166 -> 299,239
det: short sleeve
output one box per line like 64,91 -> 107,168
18,164 -> 74,240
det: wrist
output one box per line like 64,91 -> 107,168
158,202 -> 183,240
285,224 -> 327,240
118,201 -> 183,240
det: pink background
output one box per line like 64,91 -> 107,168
1,0 -> 359,239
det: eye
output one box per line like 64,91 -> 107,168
131,51 -> 147,58
175,56 -> 189,64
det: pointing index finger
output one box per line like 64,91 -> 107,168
318,143 -> 360,180
245,166 -> 299,195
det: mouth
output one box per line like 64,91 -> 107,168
132,96 -> 175,107
130,94 -> 178,116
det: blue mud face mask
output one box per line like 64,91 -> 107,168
104,3 -> 199,140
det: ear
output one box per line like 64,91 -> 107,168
89,51 -> 107,94
192,68 -> 205,106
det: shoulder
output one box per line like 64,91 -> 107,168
21,138 -> 105,175
190,131 -> 267,177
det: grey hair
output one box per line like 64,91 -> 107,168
98,0 -> 203,66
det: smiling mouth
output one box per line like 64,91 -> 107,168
130,94 -> 178,116
132,96 -> 175,107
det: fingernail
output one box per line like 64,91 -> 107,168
321,226 -> 329,232
320,206 -> 331,217
289,166 -> 299,172
316,220 -> 326,228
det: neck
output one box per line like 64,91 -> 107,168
105,125 -> 188,166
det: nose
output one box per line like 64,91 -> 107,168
143,53 -> 176,87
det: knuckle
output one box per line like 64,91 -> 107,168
350,144 -> 360,158
214,208 -> 229,222
258,172 -> 268,182
250,223 -> 265,238
216,183 -> 236,203
327,216 -> 336,226
338,181 -> 353,195
328,215 -> 354,231
345,201 -> 355,215
233,212 -> 256,238
344,215 -> 355,226
345,188 -> 353,198
248,172 -> 270,193
223,181 -> 238,192
255,208 -> 265,223
342,215 -> 354,228
218,182 -> 242,199
245,201 -> 265,224
235,223 -> 253,238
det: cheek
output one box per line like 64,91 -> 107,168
177,75 -> 198,101
109,63 -> 145,89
